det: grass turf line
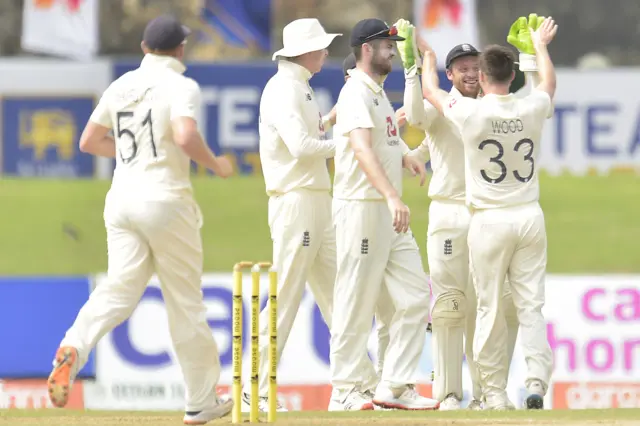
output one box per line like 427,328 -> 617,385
0,173 -> 637,275
2,408 -> 640,425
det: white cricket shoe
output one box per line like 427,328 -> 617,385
362,389 -> 393,411
438,393 -> 462,411
525,380 -> 545,409
466,398 -> 483,411
373,384 -> 440,410
241,392 -> 288,413
484,395 -> 516,410
183,396 -> 234,425
328,389 -> 374,411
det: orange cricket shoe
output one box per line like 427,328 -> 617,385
47,346 -> 79,408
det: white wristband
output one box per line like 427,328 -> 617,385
518,53 -> 537,72
404,64 -> 419,78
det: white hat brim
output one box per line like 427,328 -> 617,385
272,33 -> 342,61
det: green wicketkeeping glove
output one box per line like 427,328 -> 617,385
395,18 -> 421,76
507,13 -> 545,72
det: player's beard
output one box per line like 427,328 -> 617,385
455,79 -> 480,98
370,50 -> 393,76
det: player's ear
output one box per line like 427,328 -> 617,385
176,43 -> 185,60
509,70 -> 515,84
141,41 -> 150,54
445,68 -> 454,82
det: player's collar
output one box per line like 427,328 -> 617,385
348,69 -> 383,94
277,60 -> 313,82
449,86 -> 463,97
140,53 -> 186,74
482,93 -> 515,102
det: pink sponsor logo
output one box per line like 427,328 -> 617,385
547,286 -> 640,374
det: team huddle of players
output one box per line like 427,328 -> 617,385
256,14 -> 558,413
46,12 -> 558,425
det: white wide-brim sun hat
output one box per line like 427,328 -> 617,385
272,18 -> 342,61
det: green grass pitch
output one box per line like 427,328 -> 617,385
0,172 -> 638,275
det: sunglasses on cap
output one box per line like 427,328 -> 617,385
362,25 -> 398,43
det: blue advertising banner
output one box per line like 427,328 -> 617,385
0,276 -> 95,378
1,96 -> 96,177
113,61 -> 449,175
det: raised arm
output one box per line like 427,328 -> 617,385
530,17 -> 558,100
507,14 -> 556,117
420,44 -> 449,115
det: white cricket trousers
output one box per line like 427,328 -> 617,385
330,199 -> 430,394
428,200 -> 518,401
468,202 -> 553,405
60,191 -> 220,412
427,200 -> 478,401
243,189 -> 377,397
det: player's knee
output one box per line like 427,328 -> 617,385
431,291 -> 467,327
515,303 -> 543,325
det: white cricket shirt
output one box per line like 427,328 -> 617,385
404,75 -> 466,202
259,60 -> 335,196
90,54 -> 200,201
333,69 -> 409,200
443,89 -> 552,209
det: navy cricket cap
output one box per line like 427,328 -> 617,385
342,53 -> 356,76
143,15 -> 191,51
445,43 -> 480,69
350,18 -> 405,47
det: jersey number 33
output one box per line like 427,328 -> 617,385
478,138 -> 534,184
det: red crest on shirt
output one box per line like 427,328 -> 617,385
448,98 -> 457,108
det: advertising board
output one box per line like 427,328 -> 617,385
87,272 -> 536,410
0,276 -> 96,378
0,60 -> 112,178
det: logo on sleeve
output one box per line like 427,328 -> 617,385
373,98 -> 379,106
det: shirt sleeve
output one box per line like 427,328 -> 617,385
409,137 -> 431,163
336,84 -> 375,136
171,79 -> 201,120
89,90 -> 112,128
526,88 -> 553,121
271,81 -> 335,159
400,138 -> 410,156
403,75 -> 438,131
443,96 -> 477,133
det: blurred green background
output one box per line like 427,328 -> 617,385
1,173 -> 637,275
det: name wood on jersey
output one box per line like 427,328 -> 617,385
492,119 -> 524,134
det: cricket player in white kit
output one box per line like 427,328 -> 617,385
251,18 -> 379,412
47,15 -> 234,425
421,17 -> 558,410
393,19 -> 522,410
328,53 -> 401,379
329,18 -> 439,411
